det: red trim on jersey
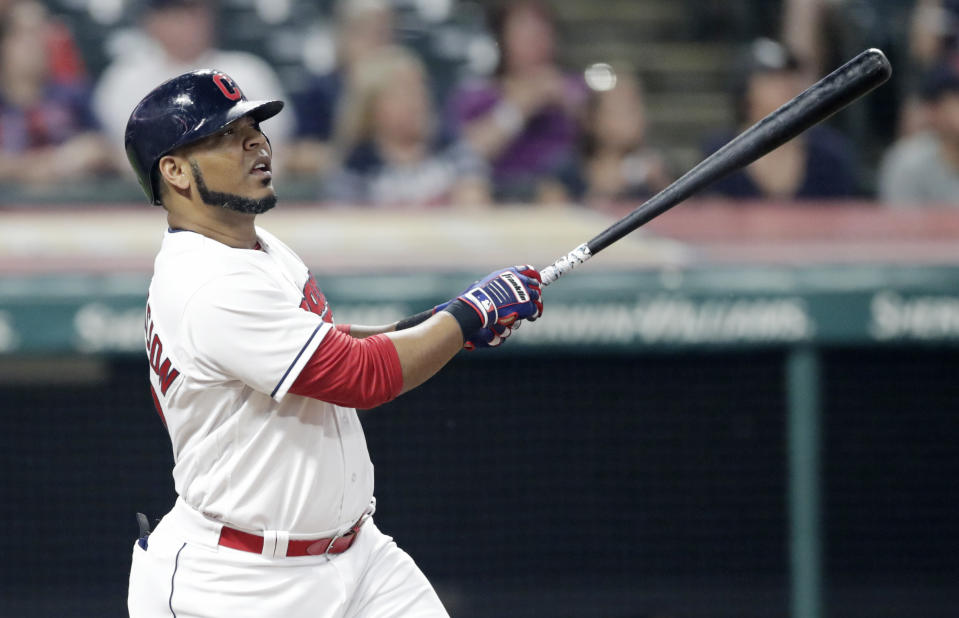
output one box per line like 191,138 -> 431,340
334,323 -> 351,335
289,329 -> 402,409
150,385 -> 167,427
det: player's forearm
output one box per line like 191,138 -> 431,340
385,312 -> 464,394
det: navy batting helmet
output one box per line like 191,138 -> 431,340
125,69 -> 284,205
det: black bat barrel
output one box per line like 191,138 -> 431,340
586,48 -> 892,255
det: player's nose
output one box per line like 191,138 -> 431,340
243,129 -> 263,151
242,125 -> 271,153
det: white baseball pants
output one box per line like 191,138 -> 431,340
127,499 -> 449,618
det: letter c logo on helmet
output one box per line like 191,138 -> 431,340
213,73 -> 242,101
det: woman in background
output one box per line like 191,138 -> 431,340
287,0 -> 395,177
0,0 -> 114,185
323,46 -> 490,208
563,64 -> 671,208
446,0 -> 587,203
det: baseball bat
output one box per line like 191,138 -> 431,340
539,48 -> 892,286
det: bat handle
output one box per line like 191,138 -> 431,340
540,243 -> 592,287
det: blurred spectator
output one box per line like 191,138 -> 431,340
92,0 -> 291,169
0,0 -> 88,85
0,0 -> 114,184
322,46 -> 490,208
879,58 -> 959,206
559,64 -> 671,207
286,0 -> 395,177
45,14 -> 86,86
703,38 -> 858,200
900,0 -> 959,137
910,0 -> 959,68
445,0 -> 587,203
781,0 -> 843,81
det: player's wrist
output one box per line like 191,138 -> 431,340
442,298 -> 485,340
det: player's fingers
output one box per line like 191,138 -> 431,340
529,287 -> 541,305
517,273 -> 541,293
524,281 -> 541,302
466,326 -> 498,350
498,313 -> 518,327
516,264 -> 542,284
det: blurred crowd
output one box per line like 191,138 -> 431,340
2,0 -> 959,208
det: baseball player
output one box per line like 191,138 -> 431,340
125,69 -> 543,617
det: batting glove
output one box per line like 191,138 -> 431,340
464,322 -> 513,351
394,300 -> 518,349
420,305 -> 513,350
442,265 -> 543,340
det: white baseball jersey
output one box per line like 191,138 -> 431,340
144,226 -> 374,535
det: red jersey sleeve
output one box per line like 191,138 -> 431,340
288,328 -> 403,409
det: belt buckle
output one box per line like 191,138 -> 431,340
324,497 -> 376,556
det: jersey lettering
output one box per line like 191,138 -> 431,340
300,273 -> 333,323
213,73 -> 242,101
145,303 -> 181,396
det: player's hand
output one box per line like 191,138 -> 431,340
432,265 -> 542,346
464,321 -> 516,351
427,303 -> 514,350
454,265 -> 543,329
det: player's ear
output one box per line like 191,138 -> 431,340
157,155 -> 191,193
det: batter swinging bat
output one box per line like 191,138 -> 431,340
539,48 -> 893,286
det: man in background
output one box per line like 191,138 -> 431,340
880,57 -> 959,205
702,37 -> 858,201
94,0 -> 291,169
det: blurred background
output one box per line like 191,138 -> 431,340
1,0 -> 958,616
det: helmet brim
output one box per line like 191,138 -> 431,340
229,99 -> 285,125
179,98 -> 285,152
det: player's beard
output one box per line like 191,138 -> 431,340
190,160 -> 277,215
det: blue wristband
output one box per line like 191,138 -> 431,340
442,299 -> 484,340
